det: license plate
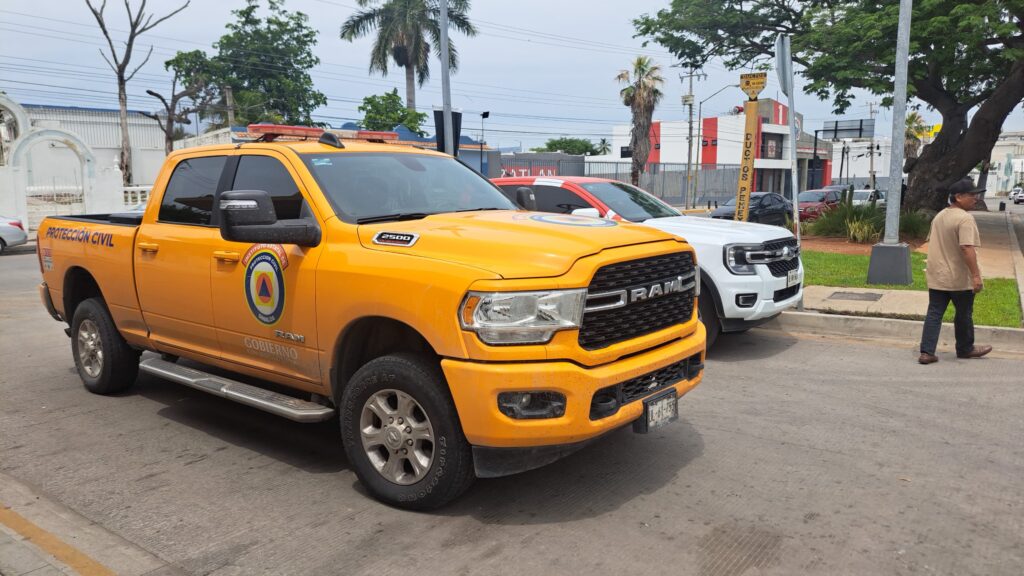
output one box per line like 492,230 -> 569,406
633,390 -> 679,434
787,268 -> 801,287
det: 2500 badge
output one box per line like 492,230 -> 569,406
242,244 -> 289,325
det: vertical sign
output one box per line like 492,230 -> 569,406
736,72 -> 766,221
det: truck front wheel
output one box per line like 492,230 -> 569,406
70,297 -> 140,394
340,353 -> 475,510
698,290 -> 721,348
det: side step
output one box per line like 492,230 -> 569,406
138,358 -> 335,423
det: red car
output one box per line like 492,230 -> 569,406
798,188 -> 842,221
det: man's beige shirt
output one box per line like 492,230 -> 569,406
925,206 -> 981,291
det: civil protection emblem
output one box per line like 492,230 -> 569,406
242,244 -> 289,325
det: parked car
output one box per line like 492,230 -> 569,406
0,215 -> 28,255
37,125 -> 706,510
798,189 -> 842,221
706,192 -> 793,226
492,176 -> 804,348
852,189 -> 886,207
1012,187 -> 1023,204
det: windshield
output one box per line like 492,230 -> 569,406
799,191 -> 826,202
578,182 -> 679,221
722,197 -> 736,207
301,153 -> 515,222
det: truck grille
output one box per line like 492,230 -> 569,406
590,352 -> 704,420
763,237 -> 800,277
578,252 -> 696,350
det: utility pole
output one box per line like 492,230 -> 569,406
439,1 -> 455,157
679,69 -> 706,208
225,86 -> 235,129
867,101 -> 878,189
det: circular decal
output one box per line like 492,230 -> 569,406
245,250 -> 286,325
528,214 -> 617,227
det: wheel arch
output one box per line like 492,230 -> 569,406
62,266 -> 104,324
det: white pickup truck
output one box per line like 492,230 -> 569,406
492,176 -> 803,346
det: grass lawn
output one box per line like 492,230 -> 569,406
802,250 -> 1022,328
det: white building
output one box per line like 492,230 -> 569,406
0,95 -> 165,229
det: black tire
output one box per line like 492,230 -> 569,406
698,290 -> 721,349
70,297 -> 140,394
0,239 -> 6,255
340,353 -> 475,510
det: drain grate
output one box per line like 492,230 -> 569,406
828,291 -> 883,302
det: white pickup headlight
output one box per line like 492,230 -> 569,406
724,244 -> 760,275
459,290 -> 587,345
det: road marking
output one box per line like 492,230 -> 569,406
0,504 -> 116,576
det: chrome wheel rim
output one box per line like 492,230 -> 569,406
359,389 -> 435,485
77,319 -> 103,378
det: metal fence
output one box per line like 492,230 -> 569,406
498,159 -> 741,207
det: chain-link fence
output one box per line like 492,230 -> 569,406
498,159 -> 741,208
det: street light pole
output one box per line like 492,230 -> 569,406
439,1 -> 454,157
693,83 -> 739,207
480,111 -> 489,174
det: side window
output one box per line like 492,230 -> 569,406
827,191 -> 839,203
159,156 -> 227,225
533,185 -> 591,214
232,155 -> 308,220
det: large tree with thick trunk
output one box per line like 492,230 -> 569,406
635,0 -> 1024,211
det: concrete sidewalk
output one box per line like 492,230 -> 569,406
802,211 -> 1024,325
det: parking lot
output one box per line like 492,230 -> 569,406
1,250 -> 1023,575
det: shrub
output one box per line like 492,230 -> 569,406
807,204 -> 884,238
847,218 -> 880,243
899,210 -> 932,239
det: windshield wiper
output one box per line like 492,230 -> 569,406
451,207 -> 507,213
356,212 -> 431,224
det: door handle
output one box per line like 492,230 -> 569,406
137,242 -> 160,253
213,251 -> 240,263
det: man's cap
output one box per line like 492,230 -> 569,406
946,177 -> 985,196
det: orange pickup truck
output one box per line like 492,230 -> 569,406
37,125 -> 705,509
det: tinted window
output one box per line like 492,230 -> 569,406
798,191 -> 826,202
232,156 -> 307,220
532,185 -> 590,214
826,191 -> 840,202
579,181 -> 679,221
159,156 -> 226,225
301,153 -> 514,222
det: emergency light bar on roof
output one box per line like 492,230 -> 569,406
244,124 -> 399,144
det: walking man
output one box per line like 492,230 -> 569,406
919,178 -> 992,364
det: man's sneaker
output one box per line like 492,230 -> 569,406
957,345 -> 993,359
918,353 -> 939,365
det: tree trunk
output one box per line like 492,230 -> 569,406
906,59 -> 1024,212
117,77 -> 133,186
630,109 -> 651,187
405,64 -> 416,112
164,115 -> 175,155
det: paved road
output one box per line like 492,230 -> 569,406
1,252 -> 1022,575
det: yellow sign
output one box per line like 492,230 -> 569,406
735,101 -> 760,221
740,72 -> 767,100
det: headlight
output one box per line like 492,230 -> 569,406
459,289 -> 587,345
724,244 -> 761,275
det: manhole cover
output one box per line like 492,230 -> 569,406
829,291 -> 883,302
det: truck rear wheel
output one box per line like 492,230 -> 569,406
71,297 -> 140,394
340,353 -> 475,510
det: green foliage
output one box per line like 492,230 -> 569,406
532,137 -> 598,156
596,138 -> 611,155
212,0 -> 326,125
340,0 -> 476,110
357,89 -> 428,135
807,204 -> 930,242
616,56 -> 664,185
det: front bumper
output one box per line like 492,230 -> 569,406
717,262 -> 803,326
441,322 -> 705,453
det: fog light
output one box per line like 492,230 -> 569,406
497,391 -> 566,419
736,293 -> 758,308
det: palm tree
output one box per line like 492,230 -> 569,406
616,56 -> 663,186
596,138 -> 611,155
904,111 -> 929,163
341,0 -> 476,112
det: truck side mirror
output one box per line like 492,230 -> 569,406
219,190 -> 321,247
515,187 -> 537,211
571,207 -> 602,218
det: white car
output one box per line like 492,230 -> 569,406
0,215 -> 28,255
852,189 -> 886,207
1012,187 -> 1023,204
492,177 -> 804,347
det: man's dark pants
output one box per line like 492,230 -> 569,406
919,289 -> 975,356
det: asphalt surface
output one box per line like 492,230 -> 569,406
1,251 -> 1023,575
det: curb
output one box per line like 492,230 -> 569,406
761,310 -> 1024,357
1005,211 -> 1024,328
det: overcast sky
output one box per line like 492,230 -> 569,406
2,0 -> 1020,150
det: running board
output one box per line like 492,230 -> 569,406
138,358 -> 335,423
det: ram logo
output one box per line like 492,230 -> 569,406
629,276 -> 687,304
